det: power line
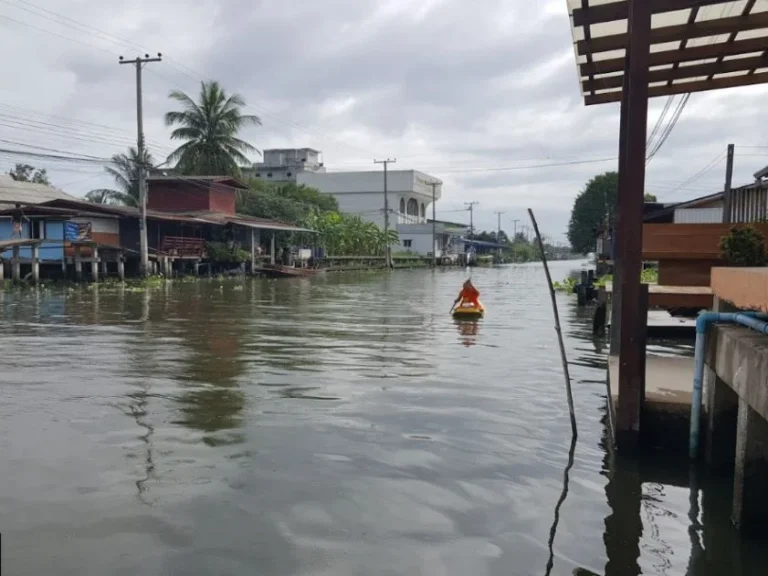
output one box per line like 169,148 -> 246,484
0,103 -> 169,149
0,147 -> 112,163
646,93 -> 690,164
438,157 -> 617,174
666,148 -> 727,196
646,96 -> 675,151
0,0 -> 385,160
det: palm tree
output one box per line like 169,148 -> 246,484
164,81 -> 261,176
85,147 -> 153,206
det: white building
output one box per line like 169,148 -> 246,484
397,219 -> 469,259
243,148 -> 325,183
298,169 -> 442,230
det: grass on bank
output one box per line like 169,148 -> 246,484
552,267 -> 658,293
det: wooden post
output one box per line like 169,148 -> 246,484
251,228 -> 256,273
615,0 -> 651,452
12,245 -> 20,284
117,254 -> 125,281
270,233 -> 276,265
100,258 -> 108,278
723,143 -> 735,224
74,245 -> 83,281
31,243 -> 40,285
92,245 -> 99,282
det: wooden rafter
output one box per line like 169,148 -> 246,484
583,53 -> 768,91
572,0 -> 726,27
579,36 -> 768,77
585,70 -> 768,105
577,11 -> 768,55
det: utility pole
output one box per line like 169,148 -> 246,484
431,182 -> 439,267
494,211 -> 505,257
510,218 -> 520,262
374,158 -> 396,268
120,53 -> 162,277
465,201 -> 478,238
722,143 -> 735,224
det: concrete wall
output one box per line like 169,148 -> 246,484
705,321 -> 768,534
711,267 -> 768,313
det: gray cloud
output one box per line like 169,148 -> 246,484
1,0 -> 767,239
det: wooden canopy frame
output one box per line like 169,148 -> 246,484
569,0 -> 768,105
565,0 -> 768,450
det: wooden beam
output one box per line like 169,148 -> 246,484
615,0 -> 651,452
583,53 -> 768,91
580,36 -> 768,77
577,11 -> 768,56
572,0 -> 726,27
585,70 -> 768,104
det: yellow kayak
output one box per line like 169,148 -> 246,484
452,300 -> 485,319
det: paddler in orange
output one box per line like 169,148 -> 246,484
453,279 -> 480,309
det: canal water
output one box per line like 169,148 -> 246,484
0,262 -> 765,575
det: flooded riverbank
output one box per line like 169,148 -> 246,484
0,262 -> 765,575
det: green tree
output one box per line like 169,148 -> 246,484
237,180 -> 338,223
644,193 -> 658,202
8,163 -> 50,185
165,81 -> 261,176
85,147 -> 153,206
567,171 -> 618,254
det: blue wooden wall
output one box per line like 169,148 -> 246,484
0,218 -> 65,261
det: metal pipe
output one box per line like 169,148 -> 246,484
690,311 -> 768,459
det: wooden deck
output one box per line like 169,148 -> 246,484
604,282 -> 713,309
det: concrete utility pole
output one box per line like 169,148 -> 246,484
374,158 -> 396,268
431,182 -> 439,267
465,201 -> 479,238
722,143 -> 735,224
510,218 -> 520,261
494,211 -> 505,256
120,53 -> 162,277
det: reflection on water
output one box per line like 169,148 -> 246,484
455,319 -> 480,347
0,264 -> 765,575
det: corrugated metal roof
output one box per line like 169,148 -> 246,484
146,175 -> 249,189
32,199 -> 314,233
0,175 -> 79,205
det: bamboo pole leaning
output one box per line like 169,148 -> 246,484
528,208 -> 577,438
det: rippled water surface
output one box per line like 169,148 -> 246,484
1,263 -> 765,575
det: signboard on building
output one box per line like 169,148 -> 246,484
64,221 -> 92,242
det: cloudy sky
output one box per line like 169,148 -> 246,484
1,0 -> 767,240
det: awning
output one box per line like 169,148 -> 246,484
567,0 -> 768,105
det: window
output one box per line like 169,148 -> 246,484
420,203 -> 425,218
287,172 -> 292,177
255,172 -> 261,177
403,239 -> 412,248
407,198 -> 418,216
399,198 -> 405,213
31,220 -> 45,239
267,172 -> 273,178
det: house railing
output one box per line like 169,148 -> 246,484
161,236 -> 207,258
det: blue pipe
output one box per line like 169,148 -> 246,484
690,311 -> 768,459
